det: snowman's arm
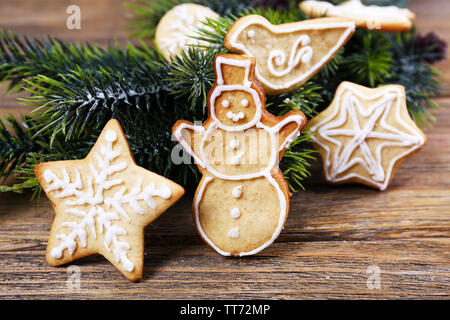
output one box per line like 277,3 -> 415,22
274,111 -> 307,153
172,120 -> 206,168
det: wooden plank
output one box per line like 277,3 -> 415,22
0,240 -> 448,299
0,0 -> 128,44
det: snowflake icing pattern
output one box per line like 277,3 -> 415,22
42,129 -> 171,272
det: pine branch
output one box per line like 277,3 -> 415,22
17,41 -> 168,141
193,15 -> 236,49
342,30 -> 393,88
385,30 -> 442,126
240,6 -> 307,24
125,0 -> 255,40
0,116 -> 85,196
280,131 -> 316,192
165,47 -> 219,114
267,81 -> 323,119
0,116 -> 38,182
0,30 -> 110,92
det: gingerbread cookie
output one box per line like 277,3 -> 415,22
299,0 -> 415,32
155,3 -> 219,60
35,119 -> 184,281
172,54 -> 307,256
224,15 -> 355,95
306,82 -> 426,191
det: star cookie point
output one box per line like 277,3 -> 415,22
35,119 -> 184,281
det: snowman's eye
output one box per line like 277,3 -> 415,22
247,30 -> 255,38
222,100 -> 230,108
240,99 -> 249,107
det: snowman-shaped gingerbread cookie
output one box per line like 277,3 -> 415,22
173,54 -> 307,256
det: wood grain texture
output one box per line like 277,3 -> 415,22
0,0 -> 449,300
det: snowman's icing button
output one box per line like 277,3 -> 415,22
230,207 -> 241,219
228,227 -> 239,238
232,185 -> 243,198
229,139 -> 240,150
230,152 -> 244,166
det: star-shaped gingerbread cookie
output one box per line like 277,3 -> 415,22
35,119 -> 184,281
306,82 -> 426,191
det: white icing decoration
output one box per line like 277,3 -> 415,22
179,123 -> 303,256
310,83 -> 425,191
210,56 -> 262,131
222,100 -> 230,108
268,35 -> 313,77
227,17 -> 355,91
232,185 -> 243,198
229,139 -> 240,150
230,207 -> 241,219
247,30 -> 255,38
227,111 -> 245,123
45,129 -> 172,272
228,227 -> 240,238
302,0 -> 414,24
174,56 -> 306,257
178,112 -> 304,180
230,151 -> 244,166
241,99 -> 249,107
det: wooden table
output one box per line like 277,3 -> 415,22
0,0 -> 448,299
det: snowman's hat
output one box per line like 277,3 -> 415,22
214,54 -> 256,88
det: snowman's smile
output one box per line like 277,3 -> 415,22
226,111 -> 245,122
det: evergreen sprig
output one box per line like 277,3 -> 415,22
0,115 -> 83,197
165,47 -> 220,113
385,30 -> 442,126
342,30 -> 393,88
280,131 -> 316,192
0,116 -> 38,183
0,30 -> 110,92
